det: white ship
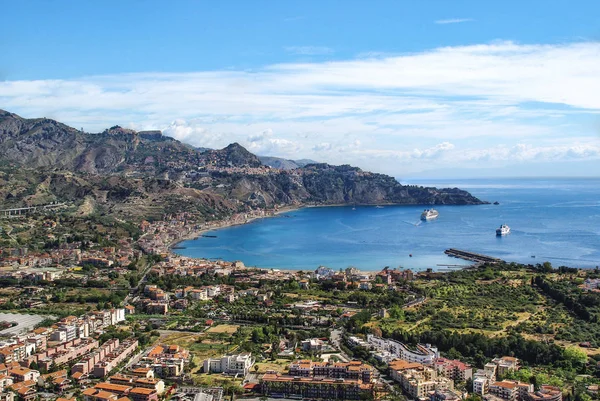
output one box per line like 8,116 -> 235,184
496,224 -> 510,236
420,209 -> 439,221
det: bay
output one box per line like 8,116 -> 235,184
176,178 -> 600,271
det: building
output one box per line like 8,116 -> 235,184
261,373 -> 373,400
491,357 -> 520,378
93,339 -> 139,378
474,377 -> 490,395
134,344 -> 189,378
435,358 -> 473,381
488,380 -> 532,401
315,266 -> 334,279
301,339 -> 324,353
430,389 -> 464,401
8,367 -> 40,383
82,388 -> 119,401
128,387 -> 158,401
389,359 -> 454,400
527,386 -> 562,401
261,360 -> 374,400
108,374 -> 165,394
367,335 -> 439,364
203,353 -> 254,376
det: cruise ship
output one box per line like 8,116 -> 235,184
420,209 -> 439,221
496,224 -> 510,236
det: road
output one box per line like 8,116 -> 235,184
124,256 -> 154,304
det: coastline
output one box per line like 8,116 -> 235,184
168,202 -> 402,252
167,203 -> 390,276
168,204 -> 302,251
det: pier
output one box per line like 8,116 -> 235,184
444,248 -> 503,264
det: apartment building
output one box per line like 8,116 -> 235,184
128,387 -> 158,401
367,335 -> 438,364
8,367 -> 40,383
527,385 -> 563,401
488,380 -> 533,401
474,376 -> 491,395
435,358 -> 473,381
0,374 -> 14,392
93,339 -> 139,378
72,338 -> 119,375
134,344 -> 189,378
389,359 -> 454,400
261,373 -> 373,400
203,353 -> 254,376
108,374 -> 165,394
261,359 -> 375,400
37,338 -> 99,371
491,357 -> 520,378
50,325 -> 78,343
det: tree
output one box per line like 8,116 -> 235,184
389,305 -> 405,320
563,347 -> 587,369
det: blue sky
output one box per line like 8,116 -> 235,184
2,0 -> 600,178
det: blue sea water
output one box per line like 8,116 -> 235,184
176,178 -> 600,271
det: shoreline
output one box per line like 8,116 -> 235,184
168,202 -> 404,251
168,204 -> 303,251
166,203 -> 482,275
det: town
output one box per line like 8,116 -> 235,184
1,210 -> 600,401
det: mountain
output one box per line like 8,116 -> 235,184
204,143 -> 262,168
0,110 -> 486,220
258,156 -> 319,170
207,163 -> 484,207
0,109 -> 201,174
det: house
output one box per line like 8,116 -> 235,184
301,339 -> 324,353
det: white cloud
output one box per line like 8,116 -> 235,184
313,142 -> 332,152
435,18 -> 473,24
248,129 -> 274,143
162,119 -> 223,148
2,40 -> 600,176
460,141 -> 600,162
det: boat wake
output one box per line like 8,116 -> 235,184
402,220 -> 422,227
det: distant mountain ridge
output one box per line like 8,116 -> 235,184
0,110 -> 487,220
258,156 -> 319,170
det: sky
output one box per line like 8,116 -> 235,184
1,0 -> 600,178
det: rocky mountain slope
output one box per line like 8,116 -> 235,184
0,110 -> 486,220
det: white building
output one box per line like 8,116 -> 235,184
302,339 -> 324,352
367,335 -> 439,364
315,266 -> 334,279
203,353 -> 254,376
348,336 -> 369,348
474,377 -> 490,395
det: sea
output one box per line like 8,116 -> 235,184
176,178 -> 600,272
